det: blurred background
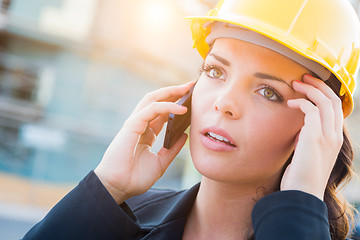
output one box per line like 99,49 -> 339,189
0,0 -> 359,239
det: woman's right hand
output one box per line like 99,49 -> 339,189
94,82 -> 194,204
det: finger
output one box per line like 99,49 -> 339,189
149,114 -> 170,136
287,98 -> 322,135
127,102 -> 187,135
133,82 -> 194,114
303,74 -> 343,134
118,103 -> 187,158
292,80 -> 334,137
136,113 -> 170,147
157,133 -> 188,174
123,102 -> 186,148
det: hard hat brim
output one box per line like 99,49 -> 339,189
185,15 -> 354,117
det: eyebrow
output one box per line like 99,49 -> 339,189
254,72 -> 293,89
208,53 -> 231,66
209,53 -> 294,89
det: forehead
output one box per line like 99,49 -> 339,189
209,38 -> 311,75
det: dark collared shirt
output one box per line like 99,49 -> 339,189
23,171 -> 334,240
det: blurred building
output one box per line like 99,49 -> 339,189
0,0 -> 205,200
0,1 -> 208,238
0,2 -> 205,235
0,0 -> 359,238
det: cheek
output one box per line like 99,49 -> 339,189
248,109 -> 304,160
235,113 -> 303,183
191,80 -> 212,122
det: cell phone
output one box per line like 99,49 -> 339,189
163,83 -> 196,149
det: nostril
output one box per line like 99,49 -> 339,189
215,102 -> 236,118
214,98 -> 238,119
225,111 -> 233,117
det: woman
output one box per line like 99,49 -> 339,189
23,0 -> 360,239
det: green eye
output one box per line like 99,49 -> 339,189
210,69 -> 223,78
264,88 -> 275,98
256,86 -> 283,102
201,64 -> 225,80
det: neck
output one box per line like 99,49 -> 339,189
183,177 -> 279,240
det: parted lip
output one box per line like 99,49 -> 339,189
201,126 -> 237,147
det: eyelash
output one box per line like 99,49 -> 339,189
200,64 -> 284,103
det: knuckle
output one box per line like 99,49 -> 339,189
319,97 -> 332,107
297,99 -> 307,107
148,101 -> 160,110
150,101 -> 170,112
309,133 -> 323,144
144,91 -> 157,101
123,117 -> 134,129
328,134 -> 337,143
308,104 -> 320,114
149,101 -> 157,107
124,115 -> 133,124
328,133 -> 343,147
333,95 -> 342,107
336,134 -> 344,146
333,94 -> 341,103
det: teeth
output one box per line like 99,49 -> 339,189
208,132 -> 230,143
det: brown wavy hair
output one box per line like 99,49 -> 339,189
325,127 -> 356,240
246,127 -> 356,240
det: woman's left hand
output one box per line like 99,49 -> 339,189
280,74 -> 344,200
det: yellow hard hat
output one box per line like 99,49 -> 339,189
186,0 -> 360,117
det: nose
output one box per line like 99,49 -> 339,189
214,87 -> 242,119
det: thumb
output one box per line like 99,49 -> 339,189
157,133 -> 188,173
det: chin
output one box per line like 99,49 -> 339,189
190,152 -> 283,188
190,148 -> 251,183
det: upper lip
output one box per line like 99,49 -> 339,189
201,126 -> 237,147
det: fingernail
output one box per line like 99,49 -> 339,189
303,74 -> 314,80
294,80 -> 302,84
